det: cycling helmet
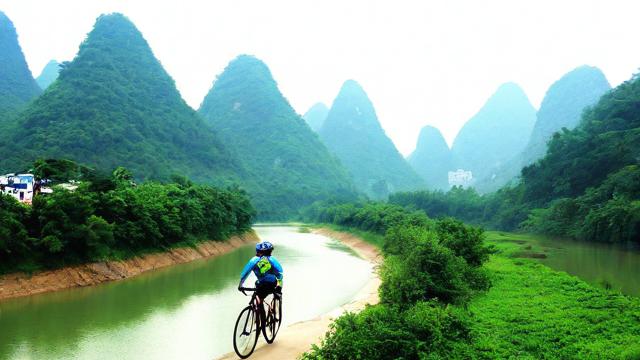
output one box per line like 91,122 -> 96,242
255,241 -> 274,252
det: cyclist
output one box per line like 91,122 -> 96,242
238,241 -> 283,301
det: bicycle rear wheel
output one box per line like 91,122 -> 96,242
262,294 -> 282,343
233,305 -> 259,359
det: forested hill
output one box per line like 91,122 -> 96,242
36,59 -> 61,89
523,66 -> 611,165
451,82 -> 536,184
407,125 -> 452,190
198,55 -> 356,220
0,11 -> 41,122
392,72 -> 640,243
319,80 -> 425,198
0,13 -> 244,185
522,72 -> 640,206
477,66 -> 611,192
303,102 -> 329,132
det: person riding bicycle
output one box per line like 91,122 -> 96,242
238,241 -> 283,301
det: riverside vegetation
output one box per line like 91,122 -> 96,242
391,72 -> 640,244
301,201 -> 640,359
0,160 -> 254,274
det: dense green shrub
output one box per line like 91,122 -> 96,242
0,194 -> 31,272
302,200 -> 493,357
522,165 -> 640,243
303,302 -> 472,360
435,218 -> 494,267
0,164 -> 255,273
381,225 -> 490,306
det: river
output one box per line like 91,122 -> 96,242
534,236 -> 640,296
490,231 -> 640,296
0,226 -> 373,360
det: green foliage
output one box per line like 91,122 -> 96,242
0,13 -> 243,186
469,254 -> 640,359
381,225 -> 490,306
0,11 -> 41,122
0,163 -> 254,273
523,165 -> 640,242
198,55 -> 356,220
0,194 -> 31,271
303,200 -> 493,357
302,201 -> 431,235
319,80 -> 425,198
436,218 -> 494,267
303,302 -> 473,360
397,72 -> 639,244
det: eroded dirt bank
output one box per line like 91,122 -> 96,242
0,231 -> 259,301
218,227 -> 382,360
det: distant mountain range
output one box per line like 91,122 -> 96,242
0,13 -> 243,185
303,102 -> 329,132
451,82 -> 537,186
35,60 -> 61,89
407,126 -> 452,190
475,66 -> 611,192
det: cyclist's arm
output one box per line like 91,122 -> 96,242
270,256 -> 284,286
239,257 -> 259,287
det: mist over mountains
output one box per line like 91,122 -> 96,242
319,80 -> 425,198
0,9 -> 632,223
35,60 -> 61,89
451,82 -> 537,184
407,126 -> 451,190
474,66 -> 611,192
303,102 -> 329,132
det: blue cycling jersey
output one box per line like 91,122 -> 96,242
239,255 -> 283,287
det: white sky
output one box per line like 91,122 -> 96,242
2,0 -> 639,155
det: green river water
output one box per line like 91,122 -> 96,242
0,226 -> 373,360
534,237 -> 640,296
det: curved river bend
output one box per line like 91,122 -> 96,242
0,226 -> 372,360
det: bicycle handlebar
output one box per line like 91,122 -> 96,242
238,287 -> 256,296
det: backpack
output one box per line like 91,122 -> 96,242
256,256 -> 273,275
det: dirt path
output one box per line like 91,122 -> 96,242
0,231 -> 259,301
218,228 -> 382,360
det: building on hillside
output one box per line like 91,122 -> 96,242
0,173 -> 36,204
448,169 -> 473,187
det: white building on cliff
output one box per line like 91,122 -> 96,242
448,169 -> 473,187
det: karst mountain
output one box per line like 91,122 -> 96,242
319,80 -> 425,198
0,13 -> 243,184
198,55 -> 356,219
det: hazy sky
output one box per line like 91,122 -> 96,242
2,0 -> 639,155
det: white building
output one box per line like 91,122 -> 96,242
448,169 -> 473,187
0,173 -> 36,204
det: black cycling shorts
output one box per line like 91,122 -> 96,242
256,281 -> 276,299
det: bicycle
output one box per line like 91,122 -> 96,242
233,287 -> 283,359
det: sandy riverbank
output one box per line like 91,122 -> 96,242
218,227 -> 382,360
0,231 -> 259,301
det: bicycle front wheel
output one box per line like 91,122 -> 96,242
233,305 -> 259,359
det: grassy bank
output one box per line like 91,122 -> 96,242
469,232 -> 640,359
